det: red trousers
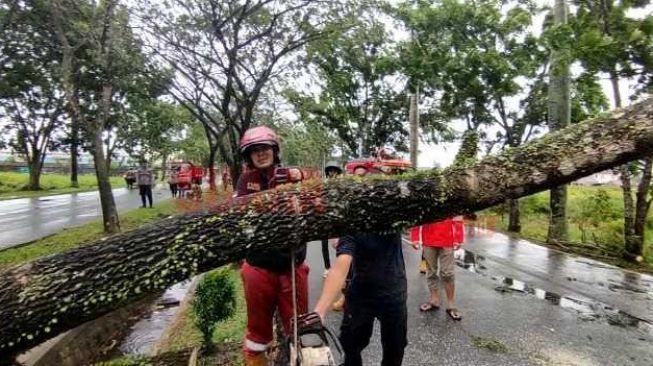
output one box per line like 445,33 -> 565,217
240,261 -> 309,354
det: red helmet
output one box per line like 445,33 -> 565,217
240,126 -> 280,155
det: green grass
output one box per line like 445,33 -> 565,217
0,172 -> 125,200
0,200 -> 181,270
483,185 -> 653,267
471,335 -> 509,353
164,267 -> 246,352
154,266 -> 245,366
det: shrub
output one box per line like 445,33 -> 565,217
192,268 -> 237,348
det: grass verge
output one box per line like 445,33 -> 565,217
0,172 -> 126,200
100,267 -> 245,366
0,200 -> 181,270
160,266 -> 245,364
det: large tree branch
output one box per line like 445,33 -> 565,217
2,99 -> 653,359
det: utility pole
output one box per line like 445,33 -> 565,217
547,0 -> 570,244
409,84 -> 419,169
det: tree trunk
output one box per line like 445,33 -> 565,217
547,0 -> 571,244
409,85 -> 419,169
608,69 -> 638,259
27,151 -> 42,191
92,129 -> 120,234
627,157 -> 653,259
208,145 -> 218,191
2,98 -> 653,359
70,113 -> 79,188
507,199 -> 521,233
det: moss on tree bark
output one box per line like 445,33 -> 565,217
2,99 -> 653,360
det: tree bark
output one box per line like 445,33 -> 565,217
547,0 -> 571,243
627,157 -> 653,259
27,151 -> 42,191
2,98 -> 653,359
409,86 -> 419,169
507,199 -> 521,233
70,113 -> 79,188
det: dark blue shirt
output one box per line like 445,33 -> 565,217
336,232 -> 407,305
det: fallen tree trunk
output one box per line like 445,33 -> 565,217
2,99 -> 653,360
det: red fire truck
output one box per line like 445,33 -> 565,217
344,148 -> 412,175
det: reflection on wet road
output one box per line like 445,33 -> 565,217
0,185 -> 170,250
463,226 -> 653,324
455,248 -> 653,339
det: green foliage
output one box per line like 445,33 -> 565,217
486,186 -> 653,263
286,16 -> 412,157
570,0 -> 653,98
192,268 -> 237,348
95,356 -> 153,366
273,119 -> 336,167
117,101 -> 190,164
394,0 -> 554,158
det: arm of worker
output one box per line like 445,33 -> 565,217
314,253 -> 352,323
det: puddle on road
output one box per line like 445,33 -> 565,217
117,280 -> 193,355
454,249 -> 653,338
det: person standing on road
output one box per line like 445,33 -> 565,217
167,167 -> 178,198
321,161 -> 343,278
411,217 -> 464,320
313,168 -> 416,366
136,165 -> 154,208
236,126 -> 308,366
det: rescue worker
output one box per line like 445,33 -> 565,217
313,167 -> 414,366
236,126 -> 308,366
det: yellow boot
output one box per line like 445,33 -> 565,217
243,351 -> 268,366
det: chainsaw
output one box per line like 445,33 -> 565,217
288,252 -> 344,366
289,312 -> 343,366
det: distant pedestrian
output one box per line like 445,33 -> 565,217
167,169 -> 178,198
124,170 -> 136,189
136,165 -> 154,208
222,167 -> 232,191
411,217 -> 464,320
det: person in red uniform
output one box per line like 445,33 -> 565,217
411,217 -> 464,320
236,126 -> 308,366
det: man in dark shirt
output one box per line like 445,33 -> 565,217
314,231 -> 410,366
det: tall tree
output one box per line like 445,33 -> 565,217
0,0 -> 65,190
546,0 -> 572,243
572,0 -> 653,259
2,98 -> 653,361
138,0 -> 354,186
286,18 -> 411,157
49,0 -> 163,233
396,0 -> 546,232
117,101 -> 188,169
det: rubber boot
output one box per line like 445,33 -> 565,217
243,351 -> 268,366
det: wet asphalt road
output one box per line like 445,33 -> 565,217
305,226 -> 653,365
0,184 -> 171,250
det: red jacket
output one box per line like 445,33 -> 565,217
410,218 -> 464,248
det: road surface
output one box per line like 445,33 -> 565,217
305,227 -> 653,365
0,184 -> 171,250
